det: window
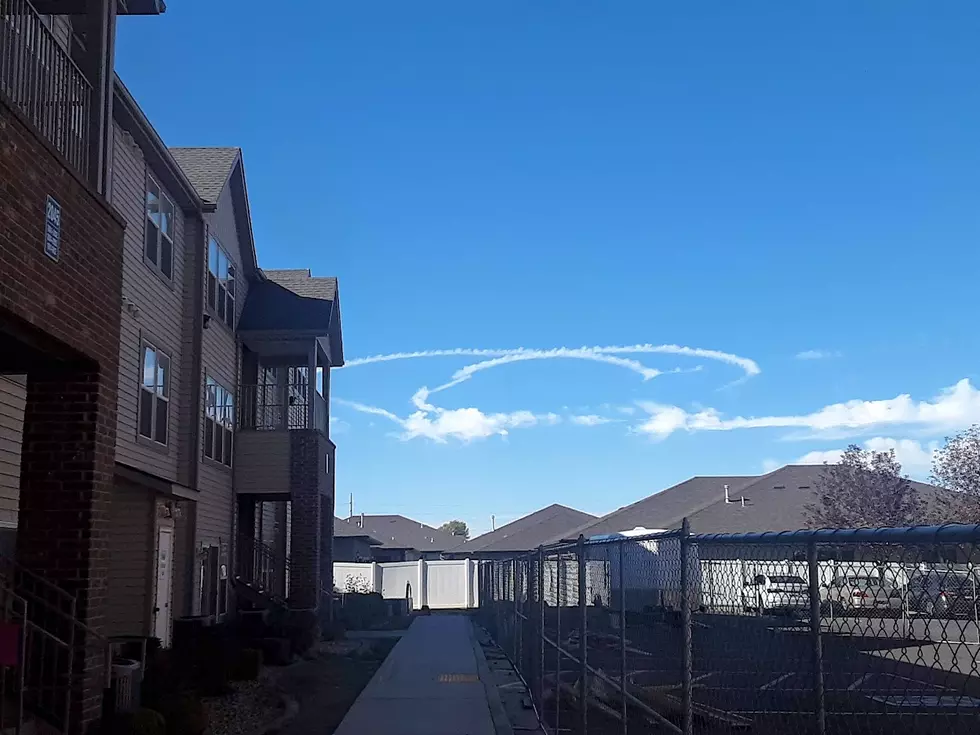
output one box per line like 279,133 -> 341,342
198,544 -> 228,618
139,343 -> 170,444
145,180 -> 175,279
207,237 -> 236,328
204,375 -> 234,466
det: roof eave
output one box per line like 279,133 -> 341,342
112,76 -> 203,212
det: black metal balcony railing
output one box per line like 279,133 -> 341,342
238,382 -> 328,434
1,0 -> 91,177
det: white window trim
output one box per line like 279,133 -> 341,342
139,341 -> 170,445
145,178 -> 175,279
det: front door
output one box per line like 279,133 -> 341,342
154,526 -> 174,646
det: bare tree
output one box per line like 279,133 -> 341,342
805,444 -> 924,528
931,425 -> 980,522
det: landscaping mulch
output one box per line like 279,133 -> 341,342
204,675 -> 284,735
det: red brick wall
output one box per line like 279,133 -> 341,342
1,98 -> 125,730
289,431 -> 322,610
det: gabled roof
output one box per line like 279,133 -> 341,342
334,515 -> 461,552
450,504 -> 597,554
169,147 -> 240,205
685,465 -> 950,534
237,269 -> 345,365
169,146 -> 258,278
548,475 -> 756,543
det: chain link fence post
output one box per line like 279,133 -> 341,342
680,517 -> 693,735
512,557 -> 519,665
807,540 -> 827,735
537,546 -> 545,719
619,538 -> 628,734
556,550 -> 563,734
578,535 -> 588,734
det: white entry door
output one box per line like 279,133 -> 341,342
154,526 -> 175,646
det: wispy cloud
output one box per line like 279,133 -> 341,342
617,406 -> 637,416
570,414 -> 617,426
795,349 -> 842,360
333,397 -> 560,443
336,342 -> 758,445
329,416 -> 351,434
635,379 -> 980,440
790,437 -> 940,475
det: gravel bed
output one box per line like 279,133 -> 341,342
204,676 -> 284,735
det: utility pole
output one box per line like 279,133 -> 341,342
349,493 -> 353,519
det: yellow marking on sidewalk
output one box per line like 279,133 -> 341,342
438,674 -> 479,683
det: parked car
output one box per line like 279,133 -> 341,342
821,575 -> 903,615
743,574 -> 809,613
907,570 -> 980,618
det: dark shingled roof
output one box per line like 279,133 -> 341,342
333,517 -> 381,545
169,147 -> 240,204
549,465 -> 955,541
684,465 -> 950,534
334,515 -> 461,552
548,475 -> 756,542
238,270 -> 343,363
449,504 -> 597,554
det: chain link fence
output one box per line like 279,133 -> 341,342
477,522 -> 980,734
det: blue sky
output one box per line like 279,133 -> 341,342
117,1 -> 980,535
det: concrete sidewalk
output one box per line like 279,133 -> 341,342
334,615 -> 503,735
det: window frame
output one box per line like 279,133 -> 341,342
204,374 -> 235,467
138,340 -> 171,446
206,235 -> 236,329
144,176 -> 175,280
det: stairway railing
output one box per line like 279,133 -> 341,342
0,555 -> 112,735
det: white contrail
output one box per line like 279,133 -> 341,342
427,349 -> 662,397
331,398 -> 403,424
343,343 -> 760,378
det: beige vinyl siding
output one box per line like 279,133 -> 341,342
0,375 -> 26,528
110,123 -> 186,481
105,479 -> 155,636
198,179 -> 249,546
233,433 -> 291,495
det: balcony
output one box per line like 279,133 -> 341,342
1,0 -> 92,178
238,382 -> 328,435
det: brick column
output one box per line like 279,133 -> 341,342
288,432 -> 321,610
17,363 -> 115,729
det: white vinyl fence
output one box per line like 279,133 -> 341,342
333,558 -> 479,610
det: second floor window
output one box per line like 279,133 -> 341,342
139,343 -> 170,444
207,237 -> 236,328
205,376 -> 234,466
145,180 -> 175,279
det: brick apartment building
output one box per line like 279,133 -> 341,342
1,2 -> 342,732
